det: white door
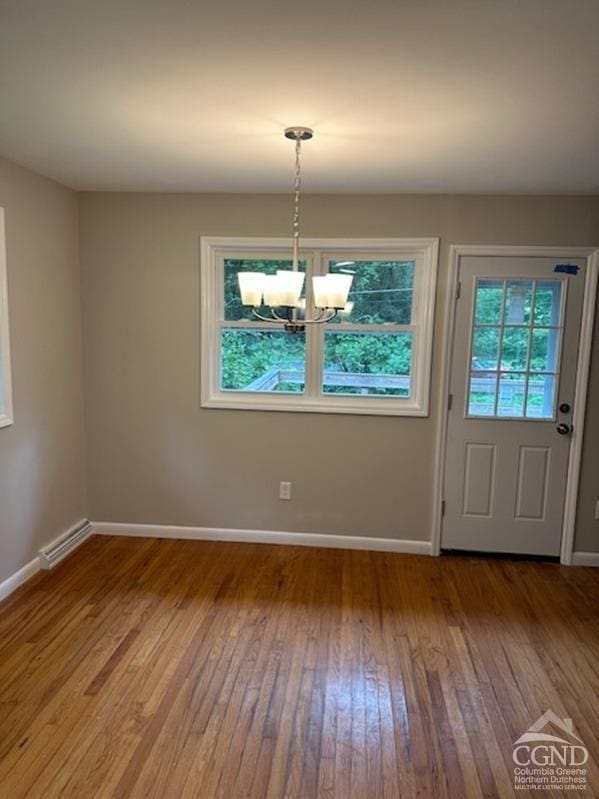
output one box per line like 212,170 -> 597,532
442,255 -> 586,556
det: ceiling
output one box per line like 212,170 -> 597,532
1,0 -> 598,193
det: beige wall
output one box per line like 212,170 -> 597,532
575,306 -> 599,552
78,192 -> 599,549
0,159 -> 87,582
0,165 -> 595,581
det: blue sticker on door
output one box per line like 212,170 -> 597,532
554,264 -> 579,275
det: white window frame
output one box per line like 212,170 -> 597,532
0,209 -> 14,429
200,237 -> 439,416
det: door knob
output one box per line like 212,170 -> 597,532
556,423 -> 571,435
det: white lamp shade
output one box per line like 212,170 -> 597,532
312,275 -> 329,309
326,273 -> 353,308
276,270 -> 305,307
237,272 -> 265,306
312,273 -> 354,309
262,274 -> 284,306
339,300 -> 354,316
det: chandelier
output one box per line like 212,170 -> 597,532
237,127 -> 353,333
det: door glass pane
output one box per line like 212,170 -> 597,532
500,327 -> 529,371
224,258 -> 306,321
505,280 -> 533,325
526,374 -> 556,419
497,373 -> 526,417
471,327 -> 500,370
534,281 -> 562,325
327,260 -> 414,325
468,372 -> 497,416
323,331 -> 412,396
468,277 -> 564,420
530,327 -> 560,372
474,280 -> 503,324
220,329 -> 305,392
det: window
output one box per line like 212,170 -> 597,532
201,238 -> 438,416
467,277 -> 565,419
0,210 -> 13,428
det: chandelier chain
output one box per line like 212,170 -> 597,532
292,135 -> 302,257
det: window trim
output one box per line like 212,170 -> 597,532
200,237 -> 439,416
0,209 -> 13,429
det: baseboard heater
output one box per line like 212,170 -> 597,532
39,520 -> 93,569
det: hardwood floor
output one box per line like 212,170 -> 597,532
0,536 -> 598,798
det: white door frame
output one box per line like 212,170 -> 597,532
431,245 -> 599,564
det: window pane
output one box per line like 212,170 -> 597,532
534,281 -> 562,325
328,260 -> 414,324
471,327 -> 500,370
220,329 -> 305,392
224,259 -> 306,321
500,327 -> 529,371
475,280 -> 503,324
530,327 -> 560,372
497,373 -> 526,417
468,371 -> 497,416
526,374 -> 556,418
505,280 -> 533,324
323,331 -> 411,396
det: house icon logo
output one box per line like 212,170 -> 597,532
512,710 -> 588,791
514,709 -> 583,746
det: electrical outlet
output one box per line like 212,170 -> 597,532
279,481 -> 291,501
595,500 -> 599,520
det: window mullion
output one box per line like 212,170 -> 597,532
304,251 -> 322,399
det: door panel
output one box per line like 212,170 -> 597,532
514,446 -> 550,520
463,443 -> 496,517
442,256 -> 585,556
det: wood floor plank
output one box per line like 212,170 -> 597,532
0,536 -> 598,798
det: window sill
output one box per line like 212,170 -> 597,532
201,394 -> 429,417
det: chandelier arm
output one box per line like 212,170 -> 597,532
302,309 -> 338,324
250,306 -> 338,326
251,308 -> 288,323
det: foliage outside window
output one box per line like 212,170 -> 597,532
201,238 -> 439,416
467,278 -> 564,419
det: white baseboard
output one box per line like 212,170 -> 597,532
91,521 -> 433,556
0,557 -> 40,603
572,551 -> 599,567
0,517 -> 91,604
